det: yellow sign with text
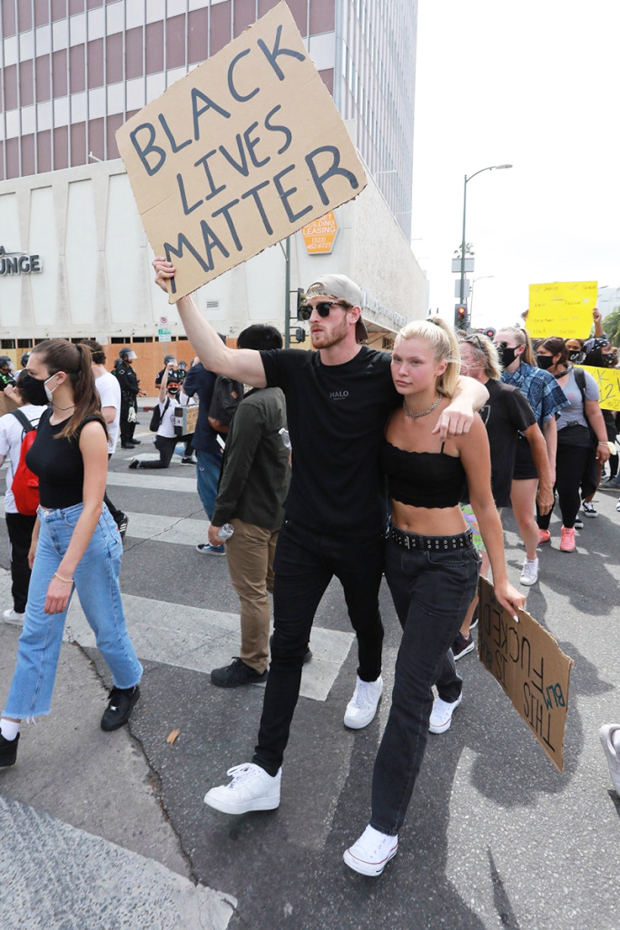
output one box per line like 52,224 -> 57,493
301,210 -> 339,254
116,2 -> 366,302
576,365 -> 620,412
527,281 -> 597,339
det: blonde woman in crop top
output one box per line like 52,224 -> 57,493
0,339 -> 142,771
344,318 -> 525,877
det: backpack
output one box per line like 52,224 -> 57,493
149,397 -> 169,432
10,409 -> 39,515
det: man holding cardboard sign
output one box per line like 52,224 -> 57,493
153,258 -> 488,816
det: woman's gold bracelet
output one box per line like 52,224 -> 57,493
53,572 -> 74,585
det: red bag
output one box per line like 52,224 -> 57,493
10,409 -> 39,515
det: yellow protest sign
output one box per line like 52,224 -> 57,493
478,578 -> 574,772
527,281 -> 597,339
116,2 -> 366,302
576,365 -> 620,411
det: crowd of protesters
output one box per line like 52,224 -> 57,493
0,283 -> 618,876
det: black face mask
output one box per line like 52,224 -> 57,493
498,345 -> 519,368
568,350 -> 586,364
19,371 -> 49,406
168,386 -> 179,396
536,354 -> 554,370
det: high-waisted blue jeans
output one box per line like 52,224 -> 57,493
3,503 -> 142,719
371,532 -> 480,835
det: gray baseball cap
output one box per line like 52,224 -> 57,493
305,274 -> 368,343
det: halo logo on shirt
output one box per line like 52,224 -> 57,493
330,391 -> 349,401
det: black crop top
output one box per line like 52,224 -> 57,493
26,410 -> 107,509
380,440 -> 466,508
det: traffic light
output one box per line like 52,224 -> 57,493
483,327 -> 496,340
294,327 -> 306,343
455,305 -> 468,330
296,288 -> 307,320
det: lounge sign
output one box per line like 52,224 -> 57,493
0,246 -> 42,275
116,1 -> 367,302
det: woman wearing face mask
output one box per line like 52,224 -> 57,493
0,340 -> 143,769
581,342 -> 619,498
129,361 -> 194,470
535,337 -> 610,551
494,327 -> 569,585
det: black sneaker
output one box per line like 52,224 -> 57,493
101,685 -> 140,731
0,732 -> 19,767
129,439 -> 141,445
128,458 -> 139,470
211,658 -> 268,688
452,632 -> 475,660
116,513 -> 129,540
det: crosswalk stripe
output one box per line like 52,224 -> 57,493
0,567 -> 354,703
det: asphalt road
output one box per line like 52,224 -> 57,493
1,429 -> 619,930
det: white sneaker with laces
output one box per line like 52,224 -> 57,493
3,609 -> 24,625
599,725 -> 620,795
582,501 -> 597,518
343,824 -> 398,876
204,763 -> 281,814
519,557 -> 539,586
429,692 -> 463,734
344,675 -> 383,729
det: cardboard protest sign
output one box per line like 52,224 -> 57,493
477,578 -> 574,772
576,364 -> 620,412
527,281 -> 597,339
116,2 -> 367,302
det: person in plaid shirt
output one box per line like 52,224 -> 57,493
495,326 -> 569,586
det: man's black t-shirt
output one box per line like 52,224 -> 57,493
479,378 -> 536,507
261,346 -> 399,537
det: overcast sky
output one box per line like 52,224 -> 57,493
410,0 -> 620,331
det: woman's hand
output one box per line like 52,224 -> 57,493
596,442 -> 611,465
44,575 -> 73,615
494,580 -> 526,619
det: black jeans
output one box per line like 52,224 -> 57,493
253,519 -> 385,775
537,440 -> 590,530
5,512 -> 37,613
120,399 -> 137,445
138,435 -> 177,469
370,534 -> 480,835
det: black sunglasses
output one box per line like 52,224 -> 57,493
298,300 -> 347,321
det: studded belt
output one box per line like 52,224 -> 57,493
387,524 -> 473,551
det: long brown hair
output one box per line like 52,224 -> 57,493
31,339 -> 106,440
537,336 -> 568,367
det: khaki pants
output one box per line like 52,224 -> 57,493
225,519 -> 278,673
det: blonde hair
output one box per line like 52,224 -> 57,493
496,326 -> 535,365
395,318 -> 461,398
459,332 -> 502,380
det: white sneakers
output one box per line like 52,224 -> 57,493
344,675 -> 383,729
204,763 -> 281,814
599,724 -> 620,795
3,609 -> 24,625
519,557 -> 539,586
429,693 -> 463,734
343,824 -> 398,876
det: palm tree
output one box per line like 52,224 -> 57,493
602,308 -> 620,347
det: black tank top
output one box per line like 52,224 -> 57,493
26,409 -> 106,509
380,440 -> 466,508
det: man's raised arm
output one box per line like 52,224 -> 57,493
153,258 -> 267,388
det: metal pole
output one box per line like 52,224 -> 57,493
284,236 -> 291,349
459,174 -> 467,309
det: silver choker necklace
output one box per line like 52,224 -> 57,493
402,395 -> 441,419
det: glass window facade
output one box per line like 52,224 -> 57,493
1,0 -> 416,234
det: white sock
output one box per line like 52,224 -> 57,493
526,557 -> 539,565
612,730 -> 620,754
364,824 -> 395,844
0,718 -> 20,741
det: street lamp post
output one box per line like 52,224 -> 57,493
458,164 -> 512,317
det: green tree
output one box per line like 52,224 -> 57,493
602,308 -> 620,347
453,242 -> 475,258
